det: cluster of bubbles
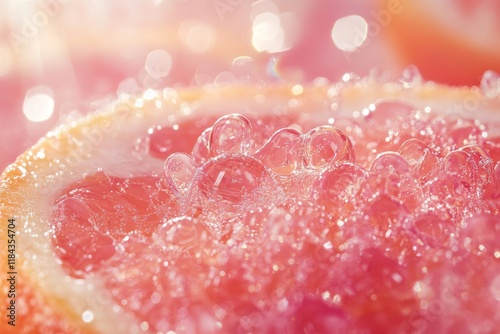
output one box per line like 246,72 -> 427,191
159,103 -> 500,241
129,97 -> 500,332
161,113 -> 358,237
53,72 -> 500,333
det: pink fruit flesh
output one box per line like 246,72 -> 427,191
51,100 -> 500,333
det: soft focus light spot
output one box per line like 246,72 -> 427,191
252,12 -> 288,53
145,49 -> 172,79
140,321 -> 149,331
179,20 -> 216,53
142,89 -> 159,100
331,15 -> 368,52
23,86 -> 54,122
82,310 -> 94,323
291,84 -> 303,95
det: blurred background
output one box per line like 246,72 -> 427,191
1,0 -> 500,171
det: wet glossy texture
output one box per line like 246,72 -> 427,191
51,105 -> 500,333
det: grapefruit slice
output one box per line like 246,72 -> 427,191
1,79 -> 500,333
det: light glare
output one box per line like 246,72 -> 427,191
331,15 -> 368,52
22,86 -> 54,122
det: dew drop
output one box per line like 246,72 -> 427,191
303,126 -> 355,169
480,70 -> 500,99
209,114 -> 252,157
253,128 -> 302,175
399,65 -> 422,88
164,153 -> 197,196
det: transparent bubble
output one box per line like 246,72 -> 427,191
369,152 -> 422,210
253,128 -> 302,175
315,162 -> 367,211
164,153 -> 197,196
193,155 -> 273,205
303,126 -> 355,169
191,127 -> 212,164
399,138 -> 439,183
232,56 -> 257,81
370,152 -> 411,175
209,114 -> 252,157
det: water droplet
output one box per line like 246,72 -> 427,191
399,65 -> 422,88
303,126 -> 355,169
480,70 -> 500,99
193,155 -> 273,205
191,127 -> 212,164
209,114 -> 252,157
164,153 -> 197,196
253,128 -> 302,175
